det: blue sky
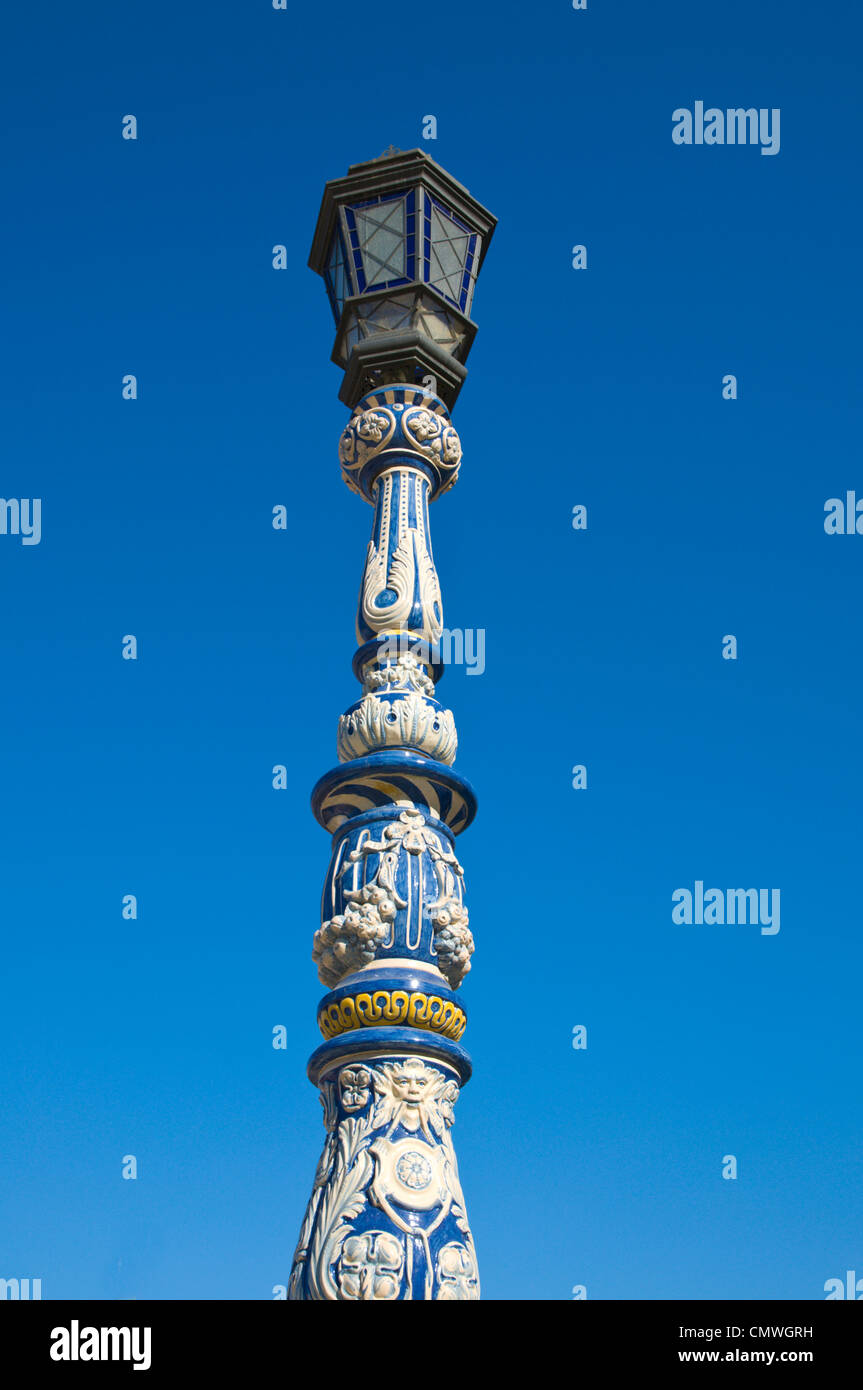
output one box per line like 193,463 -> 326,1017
1,0 -> 861,1300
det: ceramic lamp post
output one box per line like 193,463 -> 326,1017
288,149 -> 496,1302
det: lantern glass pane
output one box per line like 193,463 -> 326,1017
357,200 -> 405,284
415,301 -> 465,352
425,197 -> 477,311
324,229 -> 352,323
343,293 -> 414,353
338,290 -> 470,363
343,191 -> 415,293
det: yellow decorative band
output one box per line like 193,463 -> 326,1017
318,989 -> 467,1042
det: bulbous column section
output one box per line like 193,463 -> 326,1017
288,386 -> 480,1302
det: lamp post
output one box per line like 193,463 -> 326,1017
288,149 -> 496,1302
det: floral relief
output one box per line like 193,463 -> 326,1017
430,897 -> 475,989
363,653 -> 436,697
312,882 -> 396,988
435,1242 -> 479,1300
339,1066 -> 372,1112
403,408 -> 462,475
337,1230 -> 403,1301
338,408 -> 396,478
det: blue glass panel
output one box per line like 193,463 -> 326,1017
324,227 -> 353,324
425,195 -> 473,308
344,189 -> 418,293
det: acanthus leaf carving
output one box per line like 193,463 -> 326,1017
337,690 -> 457,765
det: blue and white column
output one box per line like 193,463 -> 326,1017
288,386 -> 479,1302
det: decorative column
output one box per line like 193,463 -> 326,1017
288,149 -> 496,1302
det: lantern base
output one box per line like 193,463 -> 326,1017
338,330 -> 468,410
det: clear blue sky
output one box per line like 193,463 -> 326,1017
1,0 -> 860,1300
